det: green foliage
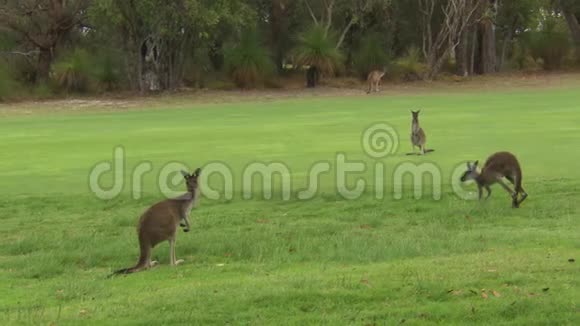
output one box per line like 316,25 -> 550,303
225,31 -> 274,88
391,47 -> 427,81
52,49 -> 94,93
293,26 -> 343,76
510,41 -> 542,71
0,64 -> 18,101
95,52 -> 122,91
528,17 -> 571,70
353,33 -> 391,79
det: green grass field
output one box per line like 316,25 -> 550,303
0,84 -> 579,325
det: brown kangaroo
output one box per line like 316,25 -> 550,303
408,110 -> 434,155
109,168 -> 201,277
366,70 -> 386,94
460,152 -> 528,208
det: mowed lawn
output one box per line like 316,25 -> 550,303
0,86 -> 579,325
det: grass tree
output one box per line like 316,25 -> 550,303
225,31 -> 274,89
293,26 -> 343,88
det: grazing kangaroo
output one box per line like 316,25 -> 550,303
460,152 -> 528,208
366,69 -> 386,94
109,168 -> 202,277
408,110 -> 434,155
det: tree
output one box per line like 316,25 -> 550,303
419,0 -> 480,79
495,0 -> 541,70
293,25 -> 342,87
0,0 -> 90,83
559,0 -> 580,47
302,0 -> 388,50
89,0 -> 256,92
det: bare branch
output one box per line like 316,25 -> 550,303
325,0 -> 334,35
304,0 -> 319,25
336,16 -> 356,49
0,50 -> 40,57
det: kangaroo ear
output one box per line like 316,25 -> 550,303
181,170 -> 190,178
193,168 -> 201,176
466,161 -> 471,169
473,160 -> 479,167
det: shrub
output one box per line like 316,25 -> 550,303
95,52 -> 122,91
292,25 -> 343,87
353,33 -> 391,80
528,17 -> 571,70
52,48 -> 94,93
225,31 -> 274,89
391,47 -> 427,81
0,64 -> 18,101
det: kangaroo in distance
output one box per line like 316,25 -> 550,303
109,168 -> 202,277
460,152 -> 528,208
408,110 -> 434,155
366,69 -> 386,94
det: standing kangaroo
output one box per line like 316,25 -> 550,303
109,168 -> 202,277
460,152 -> 528,208
366,70 -> 386,94
408,110 -> 434,155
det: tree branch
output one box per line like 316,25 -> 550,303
304,0 -> 319,25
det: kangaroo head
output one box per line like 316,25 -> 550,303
411,110 -> 421,121
460,161 -> 479,182
180,168 -> 202,193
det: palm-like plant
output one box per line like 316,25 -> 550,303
293,26 -> 343,88
52,49 -> 92,93
225,31 -> 274,89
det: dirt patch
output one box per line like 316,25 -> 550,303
1,71 -> 579,116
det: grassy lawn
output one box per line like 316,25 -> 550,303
0,84 -> 579,325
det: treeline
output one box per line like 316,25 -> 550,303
0,0 -> 579,98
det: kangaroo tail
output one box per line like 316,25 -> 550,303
107,265 -> 142,278
514,167 -> 523,192
107,236 -> 150,278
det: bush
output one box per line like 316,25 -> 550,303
225,31 -> 274,89
391,47 -> 427,81
528,17 -> 571,70
293,25 -> 343,75
353,33 -> 391,80
52,48 -> 94,93
95,52 -> 122,91
0,65 -> 18,101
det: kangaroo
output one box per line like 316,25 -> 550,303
460,152 -> 528,208
408,110 -> 434,155
366,69 -> 386,94
109,168 -> 202,277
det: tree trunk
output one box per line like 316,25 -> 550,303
562,9 -> 580,47
498,27 -> 514,71
306,66 -> 318,88
37,48 -> 52,83
470,28 -> 478,75
141,36 -> 161,92
271,0 -> 288,74
208,39 -> 224,71
456,29 -> 469,76
480,18 -> 497,74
